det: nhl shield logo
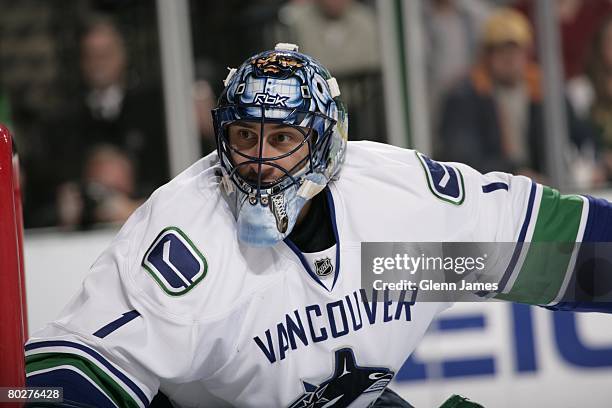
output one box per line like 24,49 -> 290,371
314,257 -> 333,277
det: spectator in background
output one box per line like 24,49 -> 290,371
35,16 -> 168,229
515,0 -> 612,81
438,8 -> 592,183
275,0 -> 386,143
583,15 -> 612,181
424,0 -> 493,132
57,144 -> 143,230
557,0 -> 612,80
70,16 -> 168,196
275,0 -> 379,76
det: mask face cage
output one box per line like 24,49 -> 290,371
213,103 -> 337,201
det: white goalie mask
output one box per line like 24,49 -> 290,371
212,43 -> 348,247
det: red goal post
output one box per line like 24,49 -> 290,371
0,124 -> 27,386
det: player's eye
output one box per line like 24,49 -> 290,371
275,133 -> 292,143
269,131 -> 303,151
238,130 -> 255,140
229,127 -> 258,151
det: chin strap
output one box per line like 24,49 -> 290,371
297,179 -> 326,200
218,167 -> 235,195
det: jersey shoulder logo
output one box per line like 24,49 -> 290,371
142,226 -> 208,296
415,152 -> 465,205
288,348 -> 394,408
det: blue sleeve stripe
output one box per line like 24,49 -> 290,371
497,181 -> 537,293
581,195 -> 612,242
27,367 -> 118,408
482,182 -> 509,193
94,311 -> 141,338
545,302 -> 612,313
549,195 -> 612,313
25,340 -> 150,407
517,181 -> 537,243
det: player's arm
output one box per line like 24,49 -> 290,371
23,203 -> 193,408
25,262 -> 157,407
460,163 -> 612,313
24,237 -> 161,408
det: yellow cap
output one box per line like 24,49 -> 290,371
482,8 -> 532,47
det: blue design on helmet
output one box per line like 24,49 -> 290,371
212,43 -> 348,247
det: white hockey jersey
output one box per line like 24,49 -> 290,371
26,141 -> 603,408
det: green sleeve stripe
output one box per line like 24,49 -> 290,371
26,353 -> 140,408
531,187 -> 584,242
497,187 -> 585,304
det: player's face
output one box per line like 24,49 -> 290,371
227,122 -> 310,184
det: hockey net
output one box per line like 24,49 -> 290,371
0,124 -> 27,386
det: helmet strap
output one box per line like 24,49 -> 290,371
297,179 -> 326,200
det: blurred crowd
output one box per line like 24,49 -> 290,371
433,0 -> 612,188
1,0 -> 612,230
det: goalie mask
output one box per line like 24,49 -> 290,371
213,43 -> 348,247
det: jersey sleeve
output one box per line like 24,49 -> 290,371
454,160 -> 612,313
24,203 -> 196,408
